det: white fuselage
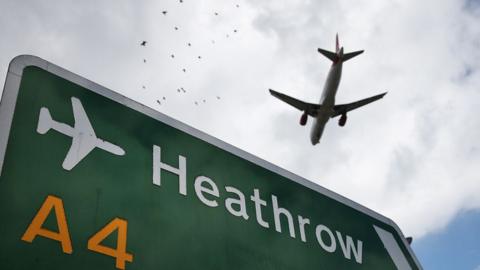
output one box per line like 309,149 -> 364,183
310,61 -> 342,145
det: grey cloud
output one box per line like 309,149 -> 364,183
1,0 -> 480,242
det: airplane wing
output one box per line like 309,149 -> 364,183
331,92 -> 387,118
61,97 -> 97,171
269,89 -> 321,117
62,134 -> 97,170
72,97 -> 95,135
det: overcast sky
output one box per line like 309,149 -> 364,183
1,0 -> 479,268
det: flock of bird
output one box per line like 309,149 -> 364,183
139,1 -> 241,107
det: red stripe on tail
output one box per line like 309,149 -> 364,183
336,33 -> 339,53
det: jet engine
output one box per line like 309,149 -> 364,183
300,112 -> 308,126
338,113 -> 347,127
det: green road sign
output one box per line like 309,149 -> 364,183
0,55 -> 422,269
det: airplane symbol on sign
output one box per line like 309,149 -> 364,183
37,97 -> 125,171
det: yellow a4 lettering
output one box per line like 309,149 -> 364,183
21,195 -> 133,269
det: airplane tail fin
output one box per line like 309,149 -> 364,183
336,33 -> 340,53
317,34 -> 364,63
37,107 -> 53,134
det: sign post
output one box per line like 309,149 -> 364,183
0,55 -> 422,269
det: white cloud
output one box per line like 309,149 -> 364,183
1,0 -> 479,241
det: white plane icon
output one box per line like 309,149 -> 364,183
37,97 -> 125,171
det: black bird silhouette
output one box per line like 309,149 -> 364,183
174,26 -> 179,30
182,68 -> 186,72
216,96 -> 221,100
198,56 -> 202,59
171,54 -> 175,58
203,99 -> 206,103
236,4 -> 239,8
157,100 -> 161,105
234,29 -> 238,33
214,12 -> 218,16
141,41 -> 147,46
181,87 -> 186,93
179,0 -> 183,3
142,85 -> 146,89
162,96 -> 166,100
187,43 -> 191,46
162,11 -> 167,15
143,59 -> 147,63
177,89 -> 181,93
194,101 -> 198,105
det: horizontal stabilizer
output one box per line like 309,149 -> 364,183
269,89 -> 321,117
332,92 -> 387,117
342,50 -> 364,62
317,48 -> 364,63
317,48 -> 338,62
37,107 -> 53,134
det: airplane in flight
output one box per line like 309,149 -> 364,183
37,97 -> 125,171
269,34 -> 387,145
